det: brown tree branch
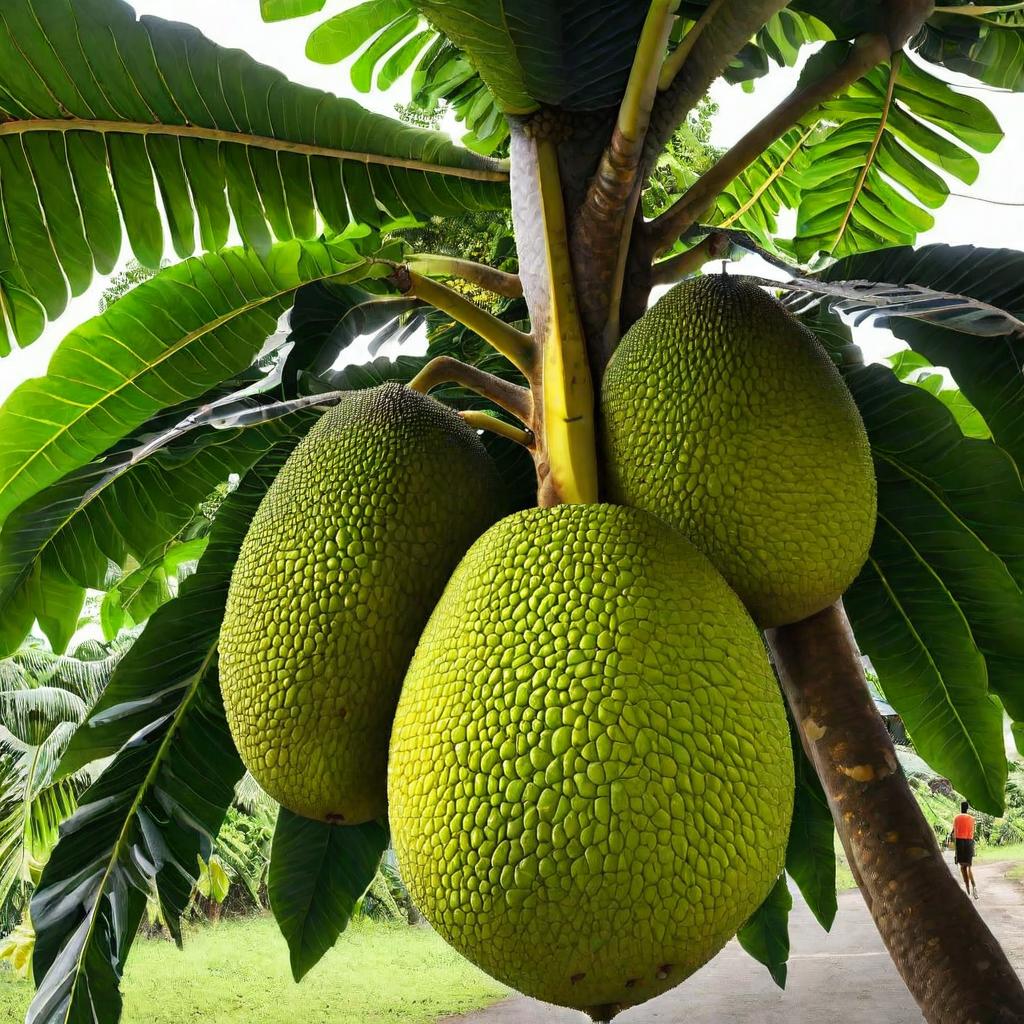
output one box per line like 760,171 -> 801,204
644,0 -> 791,170
646,32 -> 893,257
407,355 -> 533,424
407,254 -> 523,299
767,602 -> 1024,1024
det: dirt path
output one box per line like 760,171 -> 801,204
443,858 -> 1024,1024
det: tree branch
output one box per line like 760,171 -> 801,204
406,254 -> 523,298
570,1 -> 681,354
767,602 -> 1024,1023
644,0 -> 791,169
646,32 -> 893,257
658,0 -> 730,91
392,267 -> 537,376
408,355 -> 533,424
460,410 -> 533,447
650,230 -> 731,286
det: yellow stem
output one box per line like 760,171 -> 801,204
403,271 -> 536,375
658,0 -> 730,91
460,410 -> 533,447
618,0 -> 683,141
536,139 -> 599,505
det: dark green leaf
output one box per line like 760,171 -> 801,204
27,449 -> 293,1024
786,727 -> 837,931
268,811 -> 388,982
410,1 -> 649,112
821,244 -> 1024,470
916,7 -> 1024,91
737,873 -> 792,989
841,362 -> 1014,812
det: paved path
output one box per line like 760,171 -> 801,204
443,859 -> 1024,1024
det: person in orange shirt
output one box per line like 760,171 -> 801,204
951,801 -> 978,899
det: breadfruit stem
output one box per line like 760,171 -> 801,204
619,0 -> 682,143
406,254 -> 524,299
572,0 -> 677,356
459,410 -> 533,447
658,0 -> 729,91
650,231 -> 731,285
535,137 -> 600,506
393,267 -> 537,376
645,31 -> 893,257
408,356 -> 533,424
643,0 -> 790,171
767,602 -> 1024,1024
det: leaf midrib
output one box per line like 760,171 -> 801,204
868,513 -> 995,803
0,119 -> 510,181
57,640 -> 218,1024
1,273 -> 320,519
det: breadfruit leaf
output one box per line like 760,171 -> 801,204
0,234 -> 387,529
268,811 -> 388,982
820,243 -> 1024,469
786,728 -> 838,932
27,450 -> 291,1024
737,873 -> 792,989
838,362 -> 1017,813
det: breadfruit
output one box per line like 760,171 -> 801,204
220,383 -> 504,824
601,274 -> 876,628
388,503 -> 793,1016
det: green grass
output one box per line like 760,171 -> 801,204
0,916 -> 507,1024
975,843 -> 1024,864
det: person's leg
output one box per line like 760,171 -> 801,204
968,864 -> 978,897
960,863 -> 971,892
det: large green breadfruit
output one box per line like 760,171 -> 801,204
601,274 -> 876,628
389,503 -> 793,1017
220,384 -> 504,824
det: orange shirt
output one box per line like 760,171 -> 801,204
953,813 -> 975,840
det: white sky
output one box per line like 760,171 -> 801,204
1,0 -> 1022,401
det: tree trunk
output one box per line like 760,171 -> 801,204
767,602 -> 1024,1024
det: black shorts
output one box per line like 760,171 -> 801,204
955,838 -> 975,865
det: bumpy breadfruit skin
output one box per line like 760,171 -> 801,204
220,383 -> 504,824
601,275 -> 876,628
389,503 -> 793,1014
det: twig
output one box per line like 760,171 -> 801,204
408,355 -> 532,423
650,231 -> 731,285
644,0 -> 791,170
460,410 -> 533,447
646,32 -> 893,256
573,0 -> 681,351
392,267 -> 537,376
407,254 -> 523,298
658,0 -> 730,92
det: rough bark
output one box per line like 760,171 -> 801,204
767,602 -> 1024,1024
